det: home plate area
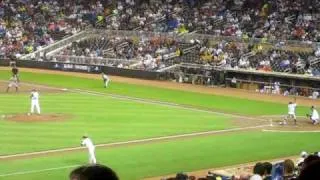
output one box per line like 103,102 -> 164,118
262,115 -> 320,132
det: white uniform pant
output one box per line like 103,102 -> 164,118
104,79 -> 110,87
287,113 -> 296,120
311,114 -> 319,124
311,117 -> 319,123
31,100 -> 40,114
88,148 -> 96,164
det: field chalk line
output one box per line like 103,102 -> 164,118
0,80 -> 270,123
0,81 -> 272,160
0,125 -> 270,177
0,165 -> 79,177
0,124 -> 270,160
70,88 -> 270,123
0,81 -> 271,177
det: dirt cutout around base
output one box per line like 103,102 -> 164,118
262,115 -> 320,131
4,114 -> 70,123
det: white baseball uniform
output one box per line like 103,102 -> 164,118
311,108 -> 319,123
288,103 -> 297,119
102,73 -> 110,87
81,137 -> 96,164
8,76 -> 19,88
30,91 -> 40,114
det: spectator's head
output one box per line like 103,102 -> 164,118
283,159 -> 295,176
253,162 -> 265,176
69,166 -> 86,180
298,160 -> 320,180
262,162 -> 272,176
249,174 -> 262,180
69,164 -> 119,180
302,154 -> 320,169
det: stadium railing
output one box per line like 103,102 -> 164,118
19,31 -> 87,61
50,55 -> 140,66
19,29 -> 318,63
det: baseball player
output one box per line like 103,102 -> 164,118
30,89 -> 40,114
81,136 -> 97,164
281,97 -> 297,125
102,72 -> 110,88
307,106 -> 319,125
11,65 -> 19,79
6,75 -> 19,93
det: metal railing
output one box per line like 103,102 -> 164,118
20,31 -> 87,60
50,55 -> 140,66
19,29 -> 318,61
85,29 -> 318,49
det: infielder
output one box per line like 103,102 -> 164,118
282,97 -> 297,125
30,89 -> 40,114
307,106 -> 319,125
6,75 -> 19,92
81,136 -> 97,164
102,72 -> 110,88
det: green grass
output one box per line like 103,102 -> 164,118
1,131 -> 320,180
0,69 -> 318,180
0,70 -> 310,116
0,93 -> 230,154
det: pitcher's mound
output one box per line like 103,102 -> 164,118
4,114 -> 70,122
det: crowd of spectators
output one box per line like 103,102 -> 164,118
1,0 -> 320,76
195,40 -> 320,76
67,151 -> 320,180
54,35 -> 189,70
88,0 -> 320,43
0,0 -> 90,59
2,0 -> 320,57
164,151 -> 320,180
0,0 -> 200,58
186,0 -> 320,42
91,0 -> 320,43
52,34 -> 320,75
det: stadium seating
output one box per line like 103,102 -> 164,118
1,0 -> 320,76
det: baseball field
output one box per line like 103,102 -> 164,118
0,67 -> 320,180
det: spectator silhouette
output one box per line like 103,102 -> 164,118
298,160 -> 320,180
69,164 -> 119,180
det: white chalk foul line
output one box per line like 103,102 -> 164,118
0,164 -> 79,177
0,124 -> 270,160
262,129 -> 320,133
70,89 -> 270,123
0,80 -> 270,123
0,81 -> 271,160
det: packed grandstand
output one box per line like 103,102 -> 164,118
1,0 -> 320,76
1,0 -> 320,179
